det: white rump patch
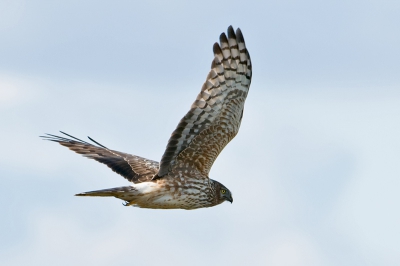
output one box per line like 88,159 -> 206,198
132,182 -> 159,194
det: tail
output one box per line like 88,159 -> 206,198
75,186 -> 135,197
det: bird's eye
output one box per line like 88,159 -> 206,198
221,189 -> 226,194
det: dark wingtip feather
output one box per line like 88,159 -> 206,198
59,131 -> 90,144
41,133 -> 71,143
219,32 -> 228,44
87,136 -> 108,149
40,133 -> 58,139
213,42 -> 220,54
236,28 -> 245,43
227,25 -> 236,39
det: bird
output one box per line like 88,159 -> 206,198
42,26 -> 252,210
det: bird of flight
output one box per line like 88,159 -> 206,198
42,26 -> 252,210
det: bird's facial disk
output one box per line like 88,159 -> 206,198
220,187 -> 233,203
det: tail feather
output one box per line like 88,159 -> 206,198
75,186 -> 135,197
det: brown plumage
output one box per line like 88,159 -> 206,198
42,26 -> 252,210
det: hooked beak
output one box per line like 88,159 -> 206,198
227,195 -> 233,204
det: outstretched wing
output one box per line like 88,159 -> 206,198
42,132 -> 159,183
157,26 -> 252,177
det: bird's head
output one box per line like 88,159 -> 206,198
211,180 -> 233,204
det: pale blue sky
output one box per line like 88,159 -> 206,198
1,1 -> 399,265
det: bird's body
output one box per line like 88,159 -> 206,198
79,172 -> 224,210
43,26 -> 251,210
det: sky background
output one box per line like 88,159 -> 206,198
1,0 -> 399,265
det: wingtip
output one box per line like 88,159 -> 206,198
40,133 -> 53,138
87,136 -> 108,149
236,28 -> 245,43
213,42 -> 222,57
227,25 -> 236,39
219,32 -> 228,44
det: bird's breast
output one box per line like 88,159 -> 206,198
132,177 -> 215,209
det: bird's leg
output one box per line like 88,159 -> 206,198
122,200 -> 135,206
